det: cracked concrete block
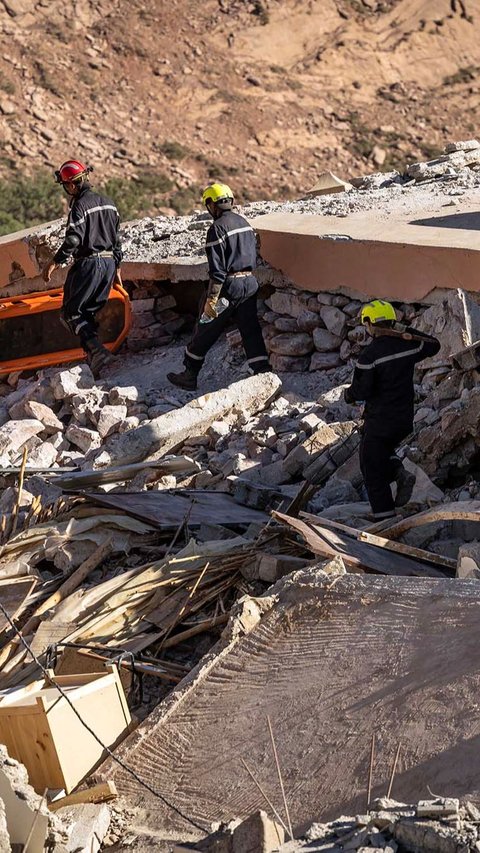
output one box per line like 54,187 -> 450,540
51,365 -> 95,400
0,745 -> 49,853
96,404 -> 128,439
0,418 -> 44,455
0,797 -> 10,853
66,424 -> 102,454
232,811 -> 284,853
56,803 -> 110,853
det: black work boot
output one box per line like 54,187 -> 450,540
84,338 -> 116,379
167,368 -> 198,391
394,465 -> 416,507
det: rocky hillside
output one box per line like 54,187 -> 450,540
0,0 -> 478,218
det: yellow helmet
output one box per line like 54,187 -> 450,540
202,183 -> 234,207
360,299 -> 396,325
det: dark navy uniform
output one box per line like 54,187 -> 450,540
345,330 -> 440,517
54,185 -> 122,349
183,210 -> 269,377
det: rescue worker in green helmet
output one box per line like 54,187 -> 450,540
167,183 -> 270,391
344,299 -> 440,520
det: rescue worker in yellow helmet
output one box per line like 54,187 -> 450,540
167,183 -> 270,390
344,299 -> 440,519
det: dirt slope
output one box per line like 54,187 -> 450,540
0,0 -> 478,211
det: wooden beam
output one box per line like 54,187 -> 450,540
49,781 -> 118,811
300,513 -> 456,572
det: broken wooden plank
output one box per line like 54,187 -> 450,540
300,513 -> 456,572
380,501 -> 480,540
0,576 -> 37,633
21,538 -> 113,638
82,490 -> 269,528
49,781 -> 118,812
273,511 -> 449,578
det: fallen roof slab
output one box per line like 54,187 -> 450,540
252,205 -> 480,300
102,569 -> 480,836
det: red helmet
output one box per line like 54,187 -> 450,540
54,160 -> 93,184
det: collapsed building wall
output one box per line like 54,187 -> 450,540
101,569 -> 480,837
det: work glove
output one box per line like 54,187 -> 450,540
202,296 -> 219,320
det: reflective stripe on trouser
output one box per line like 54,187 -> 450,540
359,425 -> 410,516
184,292 -> 269,376
62,257 -> 116,348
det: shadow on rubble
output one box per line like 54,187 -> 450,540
333,732 -> 480,824
410,211 -> 480,230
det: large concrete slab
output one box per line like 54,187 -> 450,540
103,569 -> 480,837
252,205 -> 480,300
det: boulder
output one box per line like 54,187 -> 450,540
310,352 -> 342,370
269,333 -> 314,357
313,328 -> 342,352
270,354 -> 311,372
273,317 -> 298,332
319,305 -> 347,338
108,386 -> 141,405
297,310 -> 321,333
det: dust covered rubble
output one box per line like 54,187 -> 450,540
1,283 -> 480,539
190,797 -> 480,853
32,140 -> 480,267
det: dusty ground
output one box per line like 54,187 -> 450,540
0,0 -> 479,212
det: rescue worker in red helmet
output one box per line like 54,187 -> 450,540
167,183 -> 270,391
43,160 -> 123,377
344,299 -> 440,520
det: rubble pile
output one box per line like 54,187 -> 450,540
191,798 -> 480,853
2,144 -> 480,851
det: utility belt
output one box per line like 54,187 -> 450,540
76,251 -> 115,260
227,269 -> 253,278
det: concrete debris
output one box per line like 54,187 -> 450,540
105,372 -> 282,465
304,171 -> 353,197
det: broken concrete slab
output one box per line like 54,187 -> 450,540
102,571 -> 480,834
0,744 -> 49,853
304,171 -> 353,197
56,803 -> 111,853
0,798 -> 9,853
104,373 -> 282,465
231,810 -> 285,852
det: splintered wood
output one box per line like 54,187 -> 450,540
0,510 -> 259,690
